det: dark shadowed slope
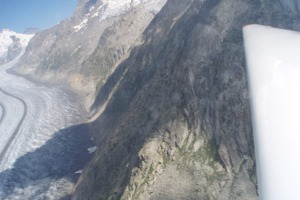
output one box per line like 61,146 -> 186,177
73,0 -> 300,199
0,124 -> 94,199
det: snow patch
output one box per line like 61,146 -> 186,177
89,6 -> 95,12
92,11 -> 100,18
71,45 -> 82,55
73,18 -> 88,32
99,0 -> 142,21
74,0 -> 167,30
98,0 -> 167,21
75,169 -> 83,174
87,146 -> 97,153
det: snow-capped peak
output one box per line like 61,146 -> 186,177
73,0 -> 142,32
72,0 -> 165,32
0,29 -> 34,65
99,0 -> 142,20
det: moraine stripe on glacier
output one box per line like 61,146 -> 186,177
0,104 -> 5,125
0,87 -> 26,161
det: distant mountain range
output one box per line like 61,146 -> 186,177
0,29 -> 33,65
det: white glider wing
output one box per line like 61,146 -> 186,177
243,24 -> 300,200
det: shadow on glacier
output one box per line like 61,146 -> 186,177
0,123 -> 94,199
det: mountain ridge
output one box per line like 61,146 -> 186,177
15,0 -> 167,110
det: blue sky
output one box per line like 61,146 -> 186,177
0,0 -> 78,33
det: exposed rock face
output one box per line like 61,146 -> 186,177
69,0 -> 300,199
16,0 -> 167,109
6,36 -> 22,62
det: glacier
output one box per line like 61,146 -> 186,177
0,45 -> 93,199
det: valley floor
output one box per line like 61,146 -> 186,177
0,52 -> 93,199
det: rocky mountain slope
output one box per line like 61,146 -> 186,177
0,29 -> 33,65
15,0 -> 167,109
72,0 -> 300,199
14,0 -> 300,199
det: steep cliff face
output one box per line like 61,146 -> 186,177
15,0 -> 167,109
71,0 -> 300,199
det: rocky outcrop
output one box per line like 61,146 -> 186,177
71,0 -> 300,199
6,36 -> 22,62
